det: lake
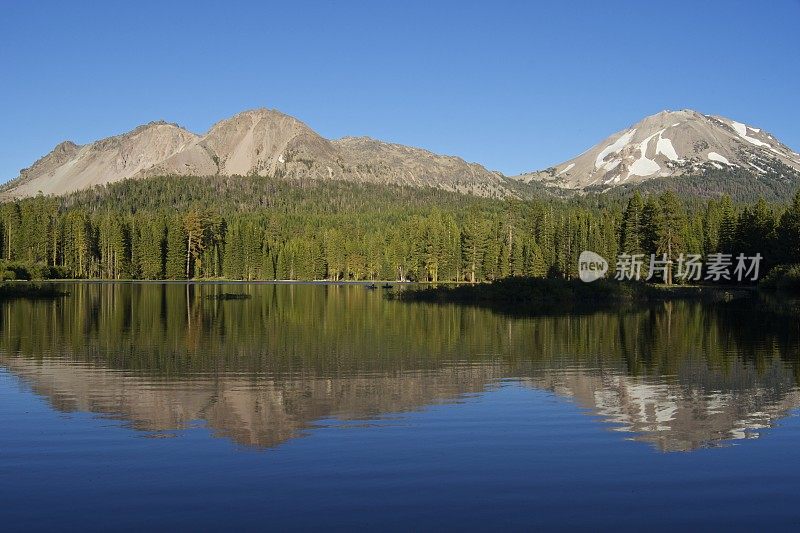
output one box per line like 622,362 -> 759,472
2,282 -> 800,530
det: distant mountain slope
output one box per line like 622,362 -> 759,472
5,122 -> 198,197
5,108 -> 799,201
514,109 -> 800,191
2,109 -> 509,199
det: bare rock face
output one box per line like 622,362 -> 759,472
6,107 -> 798,199
2,108 -> 509,198
513,109 -> 800,190
333,136 -> 507,196
5,122 -> 198,197
143,109 -> 341,180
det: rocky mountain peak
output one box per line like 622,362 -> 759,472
514,109 -> 800,190
2,108 -> 509,198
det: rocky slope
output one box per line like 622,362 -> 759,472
514,109 -> 800,190
5,121 -> 198,198
2,109 -> 508,198
6,107 -> 799,200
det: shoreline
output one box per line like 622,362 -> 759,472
10,278 -> 423,285
0,278 -> 762,307
388,278 -> 759,315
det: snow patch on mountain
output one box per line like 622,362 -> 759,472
731,121 -> 747,137
629,157 -> 660,177
656,133 -> 679,161
769,147 -> 783,156
707,152 -> 730,165
595,129 -> 636,168
628,131 -> 662,178
557,163 -> 575,175
513,109 -> 800,190
731,120 -> 770,148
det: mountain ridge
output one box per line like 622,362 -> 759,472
2,108 -> 509,199
513,109 -> 800,190
3,107 -> 799,200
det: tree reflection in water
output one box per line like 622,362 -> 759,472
2,283 -> 799,452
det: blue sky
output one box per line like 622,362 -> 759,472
1,0 -> 798,182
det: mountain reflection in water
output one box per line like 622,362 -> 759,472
2,282 -> 799,452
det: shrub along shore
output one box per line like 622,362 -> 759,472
0,282 -> 69,301
389,277 -> 757,314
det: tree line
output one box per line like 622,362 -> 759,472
1,175 -> 799,282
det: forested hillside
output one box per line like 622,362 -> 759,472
1,175 -> 798,282
593,163 -> 800,203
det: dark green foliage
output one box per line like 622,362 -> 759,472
165,217 -> 187,279
392,277 -> 752,315
0,260 -> 70,280
717,196 -> 738,253
656,191 -> 687,283
0,282 -> 68,300
760,264 -> 800,293
778,192 -> 800,264
620,191 -> 644,254
0,175 -> 797,282
736,198 -> 777,264
640,195 -> 663,256
598,163 -> 800,203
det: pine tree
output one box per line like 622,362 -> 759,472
461,209 -> 488,283
324,228 -> 345,281
184,210 -> 211,278
223,219 -> 244,279
736,198 -> 776,259
717,196 -> 737,253
657,191 -> 686,284
139,220 -> 166,279
620,191 -> 644,253
778,191 -> 800,263
166,217 -> 187,279
702,199 -> 722,255
640,195 -> 663,256
4,173 -> 799,284
524,237 -> 546,277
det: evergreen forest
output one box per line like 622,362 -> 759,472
2,175 -> 799,283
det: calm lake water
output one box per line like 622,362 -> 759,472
2,283 -> 800,530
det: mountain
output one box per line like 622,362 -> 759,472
514,109 -> 800,191
5,121 -> 198,198
6,107 -> 800,201
1,109 -> 509,199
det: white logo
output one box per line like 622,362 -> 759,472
579,251 -> 608,283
